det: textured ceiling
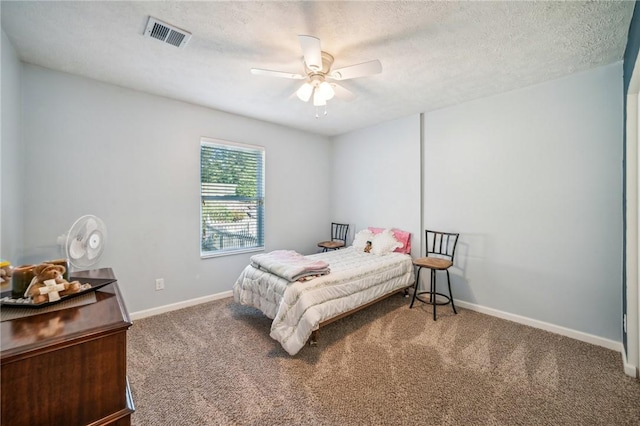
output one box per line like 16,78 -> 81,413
1,1 -> 634,136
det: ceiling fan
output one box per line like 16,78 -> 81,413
251,35 -> 382,114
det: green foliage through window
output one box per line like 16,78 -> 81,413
200,138 -> 264,256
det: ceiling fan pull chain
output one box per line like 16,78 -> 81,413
324,106 -> 328,116
315,107 -> 319,119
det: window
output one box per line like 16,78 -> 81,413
200,138 -> 264,257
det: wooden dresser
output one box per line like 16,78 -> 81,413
1,268 -> 134,425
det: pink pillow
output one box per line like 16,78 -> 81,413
368,227 -> 412,254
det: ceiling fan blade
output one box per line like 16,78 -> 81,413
251,68 -> 305,79
329,59 -> 382,80
298,35 -> 322,71
331,83 -> 356,101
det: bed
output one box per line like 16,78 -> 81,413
233,228 -> 415,355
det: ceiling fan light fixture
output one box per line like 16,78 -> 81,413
318,81 -> 335,100
296,82 -> 314,102
251,35 -> 380,115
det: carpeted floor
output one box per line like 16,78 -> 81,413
127,295 -> 640,425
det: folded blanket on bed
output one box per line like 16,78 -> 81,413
250,250 -> 330,282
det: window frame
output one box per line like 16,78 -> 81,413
200,137 -> 265,258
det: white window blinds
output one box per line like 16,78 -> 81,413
200,138 -> 265,256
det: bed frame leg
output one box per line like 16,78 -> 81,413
310,330 -> 319,346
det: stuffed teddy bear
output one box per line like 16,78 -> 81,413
0,260 -> 12,284
25,263 -> 87,304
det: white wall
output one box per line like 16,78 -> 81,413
331,115 -> 422,257
424,63 -> 623,341
6,49 -> 624,344
1,30 -> 24,264
19,65 -> 332,312
624,59 -> 640,375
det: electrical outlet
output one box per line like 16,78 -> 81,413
155,278 -> 165,291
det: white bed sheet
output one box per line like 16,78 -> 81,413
233,247 -> 415,355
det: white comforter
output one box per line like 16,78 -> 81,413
233,247 -> 415,355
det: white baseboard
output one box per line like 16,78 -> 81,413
621,346 -> 639,378
130,290 -> 233,321
455,300 -> 623,352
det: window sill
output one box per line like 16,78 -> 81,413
201,246 -> 264,259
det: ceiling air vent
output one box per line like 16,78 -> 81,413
144,17 -> 191,48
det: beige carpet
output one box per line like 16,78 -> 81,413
127,295 -> 640,425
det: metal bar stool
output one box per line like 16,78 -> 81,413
410,230 -> 459,320
317,222 -> 349,252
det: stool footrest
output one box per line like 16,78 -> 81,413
410,263 -> 458,320
414,291 -> 452,306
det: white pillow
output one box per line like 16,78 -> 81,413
352,229 -> 375,251
371,229 -> 403,255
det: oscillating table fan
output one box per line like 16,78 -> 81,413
61,215 -> 108,270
